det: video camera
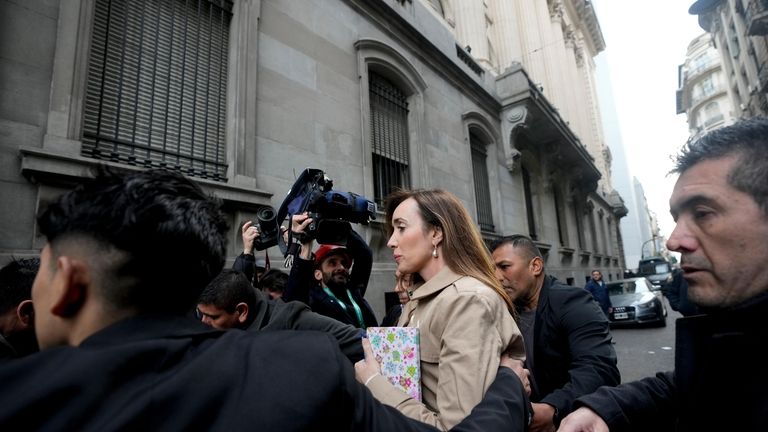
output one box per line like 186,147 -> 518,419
252,168 -> 377,252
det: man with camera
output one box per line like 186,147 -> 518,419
232,220 -> 271,285
283,212 -> 378,329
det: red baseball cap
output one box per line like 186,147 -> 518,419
314,244 -> 352,268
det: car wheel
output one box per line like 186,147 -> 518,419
657,315 -> 667,327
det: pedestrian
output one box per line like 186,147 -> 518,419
355,189 -> 525,430
557,117 -> 768,431
584,270 -> 612,318
490,235 -> 619,431
282,213 -> 378,329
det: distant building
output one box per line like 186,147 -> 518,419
688,0 -> 768,118
677,32 -> 738,140
1,0 -> 628,316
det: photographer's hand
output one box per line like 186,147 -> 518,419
291,213 -> 314,260
241,220 -> 260,255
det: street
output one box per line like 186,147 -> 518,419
611,298 -> 683,383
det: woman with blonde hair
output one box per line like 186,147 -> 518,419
356,189 -> 525,430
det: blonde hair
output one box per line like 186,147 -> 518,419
385,189 -> 514,314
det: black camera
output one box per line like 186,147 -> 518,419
252,205 -> 279,251
252,168 -> 377,253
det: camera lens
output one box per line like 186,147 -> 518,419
256,206 -> 276,224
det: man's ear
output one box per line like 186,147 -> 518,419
15,300 -> 34,328
314,269 -> 323,282
235,302 -> 249,323
529,256 -> 544,277
50,256 -> 88,318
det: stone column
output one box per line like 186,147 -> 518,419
453,0 -> 490,68
514,0 -> 547,84
487,0 -> 523,72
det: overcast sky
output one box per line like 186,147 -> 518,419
592,1 -> 704,238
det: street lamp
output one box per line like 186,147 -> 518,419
641,236 -> 661,259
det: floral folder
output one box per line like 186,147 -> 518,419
367,326 -> 421,401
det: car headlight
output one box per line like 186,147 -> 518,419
636,300 -> 656,309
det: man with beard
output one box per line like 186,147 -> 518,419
558,118 -> 768,431
283,213 -> 378,328
490,235 -> 619,432
0,258 -> 40,360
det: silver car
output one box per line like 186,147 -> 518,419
607,277 -> 667,327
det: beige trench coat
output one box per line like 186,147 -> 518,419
367,266 -> 525,430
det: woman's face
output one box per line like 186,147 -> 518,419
387,198 -> 437,277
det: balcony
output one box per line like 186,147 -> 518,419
746,0 -> 768,35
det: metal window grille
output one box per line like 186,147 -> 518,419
82,0 -> 232,181
470,135 -> 494,232
589,210 -> 599,253
573,202 -> 586,250
369,72 -> 410,207
554,190 -> 566,246
522,166 -> 537,240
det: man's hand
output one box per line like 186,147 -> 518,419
556,407 -> 609,432
354,337 -> 382,385
241,220 -> 259,255
290,213 -> 314,259
530,403 -> 556,432
499,353 -> 531,396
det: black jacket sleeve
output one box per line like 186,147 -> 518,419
540,287 -> 620,418
232,253 -> 256,284
574,371 -> 678,431
283,255 -> 316,305
346,229 -> 373,296
279,301 -> 366,363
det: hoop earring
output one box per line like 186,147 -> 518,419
432,245 -> 438,258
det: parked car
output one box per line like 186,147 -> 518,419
607,277 -> 667,327
637,257 -> 672,290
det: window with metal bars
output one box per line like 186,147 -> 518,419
82,0 -> 232,181
369,72 -> 411,207
522,166 -> 537,240
470,133 -> 494,232
554,189 -> 568,246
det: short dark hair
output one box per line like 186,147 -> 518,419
199,270 -> 257,315
37,167 -> 228,314
0,258 -> 40,314
257,269 -> 288,294
674,117 -> 768,215
489,235 -> 543,263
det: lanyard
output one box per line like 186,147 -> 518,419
323,286 -> 366,329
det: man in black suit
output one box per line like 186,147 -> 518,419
558,117 -> 768,431
0,167 -> 530,431
491,235 -> 620,432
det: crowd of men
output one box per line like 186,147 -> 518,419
1,117 -> 768,430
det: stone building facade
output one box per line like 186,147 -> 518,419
0,0 -> 625,318
689,0 -> 768,118
677,32 -> 738,140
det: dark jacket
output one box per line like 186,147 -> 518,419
284,230 -> 378,328
232,252 -> 258,285
248,288 -> 365,362
0,315 -> 530,431
661,269 -> 699,317
574,292 -> 768,431
585,279 -> 612,315
529,276 -> 620,423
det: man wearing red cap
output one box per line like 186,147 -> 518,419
283,213 -> 378,329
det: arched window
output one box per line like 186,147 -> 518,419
369,71 -> 411,207
469,130 -> 494,232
